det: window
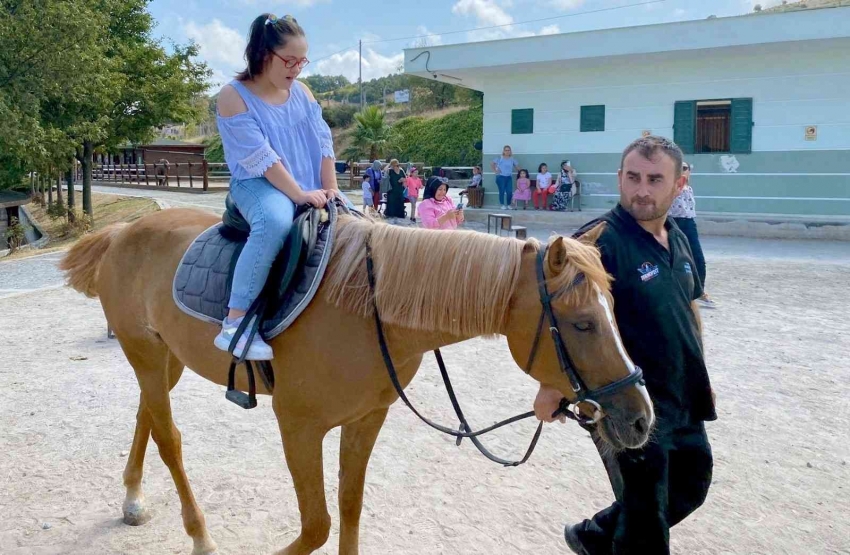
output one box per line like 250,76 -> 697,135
511,109 -> 534,134
580,105 -> 605,132
674,98 -> 752,154
696,101 -> 731,153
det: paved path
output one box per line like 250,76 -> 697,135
4,186 -> 847,299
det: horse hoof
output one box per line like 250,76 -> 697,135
122,500 -> 151,526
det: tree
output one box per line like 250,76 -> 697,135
301,74 -> 350,94
0,0 -> 107,191
344,106 -> 392,162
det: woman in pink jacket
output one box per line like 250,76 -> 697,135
419,177 -> 464,230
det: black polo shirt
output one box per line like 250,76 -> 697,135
576,204 -> 717,430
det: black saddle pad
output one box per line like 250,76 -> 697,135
172,203 -> 339,339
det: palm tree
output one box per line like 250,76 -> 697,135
344,105 -> 392,162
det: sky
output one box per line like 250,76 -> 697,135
148,0 -> 784,91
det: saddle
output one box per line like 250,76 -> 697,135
173,195 -> 347,408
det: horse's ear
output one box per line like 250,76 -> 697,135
547,237 -> 568,275
577,222 -> 606,246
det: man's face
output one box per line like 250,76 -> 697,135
618,150 -> 685,222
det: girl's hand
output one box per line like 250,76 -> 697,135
298,190 -> 328,208
324,189 -> 339,200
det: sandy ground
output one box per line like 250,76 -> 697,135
2,237 -> 850,554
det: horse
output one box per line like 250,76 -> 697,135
60,208 -> 653,555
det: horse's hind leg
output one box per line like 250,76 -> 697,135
338,408 -> 388,555
122,360 -> 185,526
273,407 -> 331,555
127,348 -> 217,555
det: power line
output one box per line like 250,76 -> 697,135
309,0 -> 666,65
363,0 -> 667,45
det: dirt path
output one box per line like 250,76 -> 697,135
1,254 -> 849,554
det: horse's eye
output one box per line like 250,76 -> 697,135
573,322 -> 594,332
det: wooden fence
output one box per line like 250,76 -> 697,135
93,161 -> 233,190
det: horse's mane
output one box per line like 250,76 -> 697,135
324,215 -> 610,337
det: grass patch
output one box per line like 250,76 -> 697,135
5,193 -> 160,260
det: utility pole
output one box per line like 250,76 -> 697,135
359,40 -> 364,110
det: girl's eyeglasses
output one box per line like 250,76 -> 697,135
271,51 -> 310,70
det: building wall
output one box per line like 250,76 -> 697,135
479,40 -> 850,215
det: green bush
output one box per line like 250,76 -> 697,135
323,104 -> 357,128
389,107 -> 483,167
4,217 -> 26,253
205,134 -> 224,163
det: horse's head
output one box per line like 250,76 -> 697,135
504,225 -> 653,450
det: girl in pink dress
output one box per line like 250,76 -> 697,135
512,169 -> 532,210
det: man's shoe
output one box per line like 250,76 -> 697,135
564,523 -> 592,555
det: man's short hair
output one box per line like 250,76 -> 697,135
620,136 -> 684,179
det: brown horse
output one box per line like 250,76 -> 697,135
60,208 -> 653,555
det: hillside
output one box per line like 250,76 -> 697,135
753,0 -> 848,12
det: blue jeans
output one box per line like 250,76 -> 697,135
228,177 -> 295,311
496,175 -> 513,206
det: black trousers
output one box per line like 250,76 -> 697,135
672,217 -> 707,288
575,422 -> 713,555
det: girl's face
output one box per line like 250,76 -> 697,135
562,163 -> 569,171
503,146 -> 512,157
540,165 -> 547,173
435,184 -> 448,201
473,167 -> 480,175
267,36 -> 309,90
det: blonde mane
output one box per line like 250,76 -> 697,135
324,216 -> 611,337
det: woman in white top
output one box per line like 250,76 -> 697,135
669,162 -> 716,308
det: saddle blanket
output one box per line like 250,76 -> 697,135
172,205 -> 337,339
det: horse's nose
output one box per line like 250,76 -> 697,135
632,415 -> 649,436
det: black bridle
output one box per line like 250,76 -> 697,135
365,240 -> 644,467
525,246 -> 645,426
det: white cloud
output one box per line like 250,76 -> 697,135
451,0 -> 565,42
412,26 -> 444,47
747,0 -> 783,8
183,19 -> 246,69
309,47 -> 403,82
550,0 -> 585,9
452,0 -> 514,26
238,0 -> 330,7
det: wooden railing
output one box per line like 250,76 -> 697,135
93,161 -> 232,191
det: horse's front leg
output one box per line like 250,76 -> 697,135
338,408 -> 389,555
274,403 -> 332,555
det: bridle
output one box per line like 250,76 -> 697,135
365,238 -> 644,467
524,246 -> 645,426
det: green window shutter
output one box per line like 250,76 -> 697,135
511,109 -> 534,134
580,105 -> 605,132
730,98 -> 753,154
673,101 -> 696,154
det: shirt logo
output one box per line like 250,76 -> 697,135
638,262 -> 660,282
684,262 -> 693,275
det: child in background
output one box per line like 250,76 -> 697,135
470,165 -> 482,187
405,166 -> 423,222
534,163 -> 552,210
361,173 -> 372,212
512,169 -> 532,210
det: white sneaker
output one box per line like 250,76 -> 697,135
695,293 -> 717,309
214,316 -> 274,360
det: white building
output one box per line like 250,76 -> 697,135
404,7 -> 850,216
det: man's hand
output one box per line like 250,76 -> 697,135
534,384 -> 567,423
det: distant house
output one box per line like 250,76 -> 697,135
404,6 -> 850,216
102,138 -> 207,176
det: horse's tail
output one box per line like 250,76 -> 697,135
59,223 -> 128,298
